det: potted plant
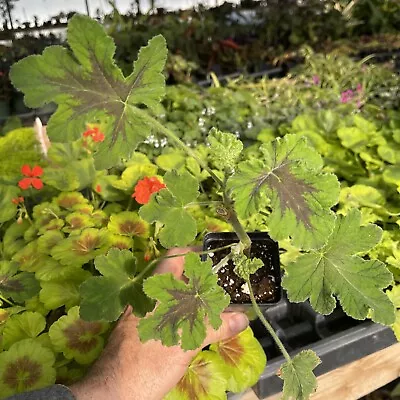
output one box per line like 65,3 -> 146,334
0,15 -> 395,400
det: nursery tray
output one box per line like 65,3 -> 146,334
248,294 -> 397,399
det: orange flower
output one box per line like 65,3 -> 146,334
83,126 -> 105,143
132,177 -> 166,205
11,196 -> 24,205
96,184 -> 102,193
18,165 -> 44,190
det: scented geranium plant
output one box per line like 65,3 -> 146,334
0,15 -> 396,400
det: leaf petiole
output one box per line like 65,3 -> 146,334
246,278 -> 292,364
0,294 -> 15,306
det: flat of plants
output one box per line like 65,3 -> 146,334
0,2 -> 400,399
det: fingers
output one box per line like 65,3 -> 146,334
203,312 -> 249,346
154,247 -> 200,278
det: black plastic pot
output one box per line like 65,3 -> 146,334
202,232 -> 281,314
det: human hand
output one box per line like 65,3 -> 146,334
70,248 -> 249,400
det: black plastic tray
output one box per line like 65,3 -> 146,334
247,293 -> 397,399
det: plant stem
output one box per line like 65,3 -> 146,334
139,110 -> 224,187
246,278 -> 291,364
0,295 -> 15,306
222,191 -> 252,251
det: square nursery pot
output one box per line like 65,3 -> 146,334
203,232 -> 281,316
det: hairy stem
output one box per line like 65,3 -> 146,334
246,278 -> 291,363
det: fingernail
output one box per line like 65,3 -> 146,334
229,313 -> 249,334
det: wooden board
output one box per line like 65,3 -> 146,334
240,342 -> 400,400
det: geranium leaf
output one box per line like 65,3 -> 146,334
139,170 -> 199,248
280,350 -> 320,400
2,221 -> 29,259
49,306 -> 108,365
283,209 -> 395,325
10,15 -> 167,169
228,134 -> 339,249
111,153 -> 158,192
0,339 -> 56,397
37,231 -> 65,254
0,184 -> 19,223
2,311 -> 46,349
55,192 -> 89,210
138,253 -> 230,350
233,255 -> 264,281
64,212 -> 96,233
210,327 -> 266,393
93,174 -> 126,201
0,261 -> 40,303
39,269 -> 91,310
80,248 -> 154,321
51,228 -> 110,266
165,351 -> 228,400
208,128 -> 243,172
108,211 -> 149,238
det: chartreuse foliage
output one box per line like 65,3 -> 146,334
210,327 -> 266,393
138,253 -> 230,350
164,351 -> 228,400
10,15 -> 168,169
0,339 -> 56,398
49,306 -> 108,364
4,13 -> 399,400
283,210 -> 395,325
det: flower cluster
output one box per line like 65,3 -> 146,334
340,84 -> 363,107
18,165 -> 44,190
132,177 -> 166,205
83,126 -> 105,143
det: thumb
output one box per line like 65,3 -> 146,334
203,312 -> 249,346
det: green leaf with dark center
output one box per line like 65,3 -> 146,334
139,170 -> 199,248
10,15 -> 167,169
280,350 -> 321,400
0,339 -> 56,397
228,134 -> 339,249
210,327 -> 266,393
138,253 -> 230,350
108,211 -> 149,238
165,351 -> 228,400
80,248 -> 154,321
49,306 -> 108,365
51,228 -> 109,266
283,209 -> 395,325
0,261 -> 40,303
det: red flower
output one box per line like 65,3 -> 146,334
96,184 -> 102,193
83,126 -> 105,143
11,196 -> 24,205
18,165 -> 44,190
132,177 -> 166,205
